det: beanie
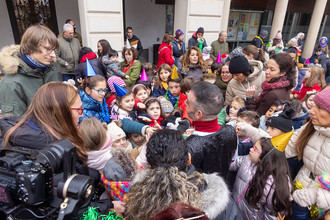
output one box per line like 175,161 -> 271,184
313,87 -> 330,113
266,107 -> 295,133
197,27 -> 204,34
175,29 -> 184,39
108,76 -> 126,93
107,122 -> 126,141
158,97 -> 174,114
229,55 -> 251,75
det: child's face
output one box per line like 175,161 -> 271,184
267,126 -> 284,137
118,94 -> 135,112
86,80 -> 107,102
229,101 -> 243,118
147,102 -> 161,120
168,81 -> 181,96
306,95 -> 315,109
159,69 -> 171,82
265,105 -> 277,119
135,89 -> 149,102
249,141 -> 262,163
130,133 -> 145,145
109,55 -> 118,62
112,137 -> 128,148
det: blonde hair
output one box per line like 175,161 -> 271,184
181,47 -> 207,72
79,118 -> 107,151
231,96 -> 245,108
125,167 -> 201,220
305,66 -> 326,88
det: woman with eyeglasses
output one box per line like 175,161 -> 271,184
79,75 -> 110,123
214,62 -> 232,98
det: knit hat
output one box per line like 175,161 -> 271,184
274,31 -> 282,40
107,122 -> 126,141
107,76 -> 126,93
158,97 -> 174,114
260,30 -> 268,38
197,27 -> 204,34
313,87 -> 330,113
266,107 -> 295,133
175,29 -> 184,39
320,36 -> 328,48
229,55 -> 251,75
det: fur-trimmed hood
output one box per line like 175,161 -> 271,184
0,45 -> 21,75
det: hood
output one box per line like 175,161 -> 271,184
247,59 -> 264,81
201,173 -> 230,218
0,45 -> 21,75
192,31 -> 197,39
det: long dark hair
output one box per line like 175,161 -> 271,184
97,39 -> 112,57
271,53 -> 297,89
245,138 -> 292,216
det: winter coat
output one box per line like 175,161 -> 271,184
225,59 -> 265,105
215,75 -> 229,99
292,107 -> 309,130
231,156 -> 284,220
103,60 -> 127,79
292,82 -> 322,101
110,104 -> 134,121
56,36 -> 81,74
0,45 -> 60,116
75,57 -> 106,80
120,60 -> 141,87
188,32 -> 207,49
121,118 -> 149,136
285,124 -> 330,209
180,64 -> 205,81
79,89 -> 110,123
210,40 -> 229,60
187,125 -> 237,178
157,42 -> 174,68
172,40 -> 185,67
125,35 -> 143,55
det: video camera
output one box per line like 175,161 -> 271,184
0,140 -> 94,220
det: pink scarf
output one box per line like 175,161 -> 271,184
87,136 -> 113,172
256,77 -> 290,103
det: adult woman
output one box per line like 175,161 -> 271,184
120,47 -> 141,87
285,87 -> 330,219
97,39 -> 112,62
246,53 -> 296,115
225,55 -> 265,106
179,46 -> 207,81
172,29 -> 185,67
215,62 -> 232,98
157,33 -> 175,68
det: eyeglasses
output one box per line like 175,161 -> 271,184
71,107 -> 84,115
40,45 -> 55,54
91,88 -> 108,95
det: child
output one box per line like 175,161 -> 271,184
231,137 -> 292,219
104,49 -> 129,79
302,90 -> 317,110
202,73 -> 216,84
136,62 -> 154,87
79,118 -> 112,173
225,96 -> 246,127
266,107 -> 295,138
180,77 -> 197,95
106,76 -> 126,109
158,97 -> 174,118
292,66 -> 326,100
110,85 -> 136,121
152,64 -> 172,97
132,84 -> 149,110
108,121 -> 133,151
142,98 -> 164,128
79,75 -> 110,123
165,78 -> 186,109
289,99 -> 309,130
259,100 -> 285,131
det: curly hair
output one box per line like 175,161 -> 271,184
181,47 -> 207,73
125,167 -> 201,220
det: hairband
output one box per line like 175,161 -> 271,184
132,84 -> 146,93
176,214 -> 206,220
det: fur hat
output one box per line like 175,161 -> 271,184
229,55 -> 251,75
313,87 -> 330,113
107,122 -> 126,141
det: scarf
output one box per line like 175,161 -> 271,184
20,53 -> 49,70
80,52 -> 97,63
193,118 -> 221,133
149,116 -> 164,128
256,77 -> 290,103
87,136 -> 113,172
122,60 -> 135,73
165,89 -> 179,108
161,81 -> 168,90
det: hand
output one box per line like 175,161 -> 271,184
112,201 -> 126,214
77,78 -> 83,84
64,62 -> 69,67
246,85 -> 257,97
293,188 -> 317,207
153,121 -> 162,130
145,127 -> 157,138
137,103 -> 146,109
138,116 -> 152,122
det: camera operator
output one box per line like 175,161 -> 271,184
0,82 -> 120,217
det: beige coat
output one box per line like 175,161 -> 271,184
285,125 -> 330,209
225,59 -> 265,105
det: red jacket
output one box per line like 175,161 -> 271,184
157,42 -> 174,68
292,82 -> 322,101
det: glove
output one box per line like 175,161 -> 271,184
236,122 -> 270,143
293,188 -> 317,207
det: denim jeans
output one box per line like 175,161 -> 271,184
293,201 -> 310,220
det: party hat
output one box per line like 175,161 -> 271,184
216,51 -> 222,63
306,58 -> 310,65
271,130 -> 294,152
113,82 -> 127,97
171,65 -> 179,79
126,38 -> 131,49
86,58 -> 96,77
140,68 -> 148,81
318,173 -> 330,190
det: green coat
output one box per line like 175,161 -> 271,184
0,45 -> 60,116
210,40 -> 229,60
120,60 -> 141,87
56,37 -> 81,75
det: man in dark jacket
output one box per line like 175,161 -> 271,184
124,27 -> 143,55
251,30 -> 268,49
188,27 -> 207,50
185,81 -> 237,178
